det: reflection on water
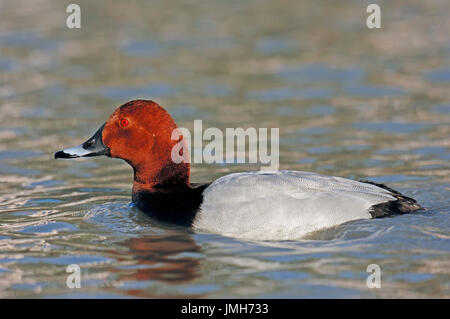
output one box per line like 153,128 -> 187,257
0,0 -> 449,298
115,234 -> 201,298
120,235 -> 200,283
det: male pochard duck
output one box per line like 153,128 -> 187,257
55,100 -> 422,240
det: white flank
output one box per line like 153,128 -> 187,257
193,170 -> 396,240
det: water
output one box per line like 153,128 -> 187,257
0,0 -> 449,298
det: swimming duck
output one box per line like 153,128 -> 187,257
55,100 -> 422,240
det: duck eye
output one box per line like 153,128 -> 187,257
120,119 -> 129,127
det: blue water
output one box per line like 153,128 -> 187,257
0,0 -> 449,298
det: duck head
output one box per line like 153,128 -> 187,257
55,100 -> 190,193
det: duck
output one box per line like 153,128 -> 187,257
55,100 -> 422,240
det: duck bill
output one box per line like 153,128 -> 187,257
54,123 -> 111,159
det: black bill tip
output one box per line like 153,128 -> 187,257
54,151 -> 79,159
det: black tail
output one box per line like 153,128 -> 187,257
360,180 -> 424,218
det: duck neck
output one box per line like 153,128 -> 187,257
131,161 -> 205,226
132,160 -> 190,196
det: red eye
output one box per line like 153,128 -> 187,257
120,119 -> 129,127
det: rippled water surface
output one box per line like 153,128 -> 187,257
0,0 -> 449,298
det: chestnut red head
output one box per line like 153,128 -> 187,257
55,100 -> 190,191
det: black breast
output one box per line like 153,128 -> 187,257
132,183 -> 210,226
